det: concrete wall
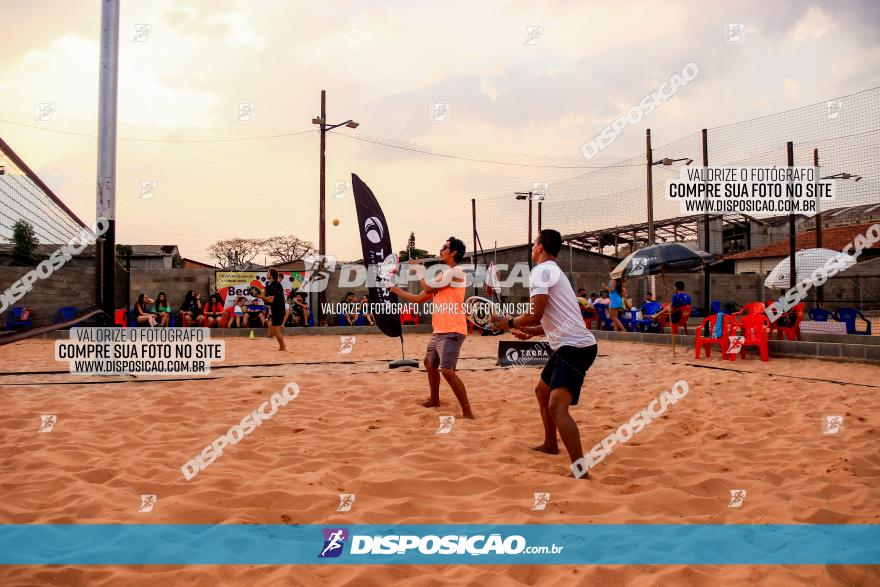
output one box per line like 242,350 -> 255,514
129,268 -> 214,308
5,258 -> 877,329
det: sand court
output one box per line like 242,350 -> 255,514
1,334 -> 878,585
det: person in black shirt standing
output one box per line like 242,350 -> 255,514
259,268 -> 288,351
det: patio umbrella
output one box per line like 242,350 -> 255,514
611,243 -> 715,279
763,248 -> 856,289
610,243 -> 714,357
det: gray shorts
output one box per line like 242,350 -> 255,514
425,332 -> 466,370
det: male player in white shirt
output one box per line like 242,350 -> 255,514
495,229 -> 598,479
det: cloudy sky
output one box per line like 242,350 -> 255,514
1,0 -> 879,261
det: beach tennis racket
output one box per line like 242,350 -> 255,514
463,296 -> 505,332
247,285 -> 262,298
377,253 -> 400,285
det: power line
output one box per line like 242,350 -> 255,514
330,131 -> 645,169
0,118 -> 317,143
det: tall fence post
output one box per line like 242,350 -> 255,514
646,129 -> 654,245
471,198 -> 478,298
787,141 -> 797,290
646,129 -> 655,296
814,148 -> 824,307
702,128 -> 710,316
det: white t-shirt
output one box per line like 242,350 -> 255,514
529,260 -> 597,351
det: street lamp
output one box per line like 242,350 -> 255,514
821,172 -> 861,182
653,157 -> 693,166
812,165 -> 861,305
312,89 -> 358,325
515,191 -> 544,268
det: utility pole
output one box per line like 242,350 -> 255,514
515,191 -> 535,268
312,92 -> 358,325
537,199 -> 542,233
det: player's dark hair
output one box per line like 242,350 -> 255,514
269,268 -> 279,281
675,280 -> 685,291
538,229 -> 562,256
447,236 -> 466,262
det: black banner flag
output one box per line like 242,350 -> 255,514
351,173 -> 402,338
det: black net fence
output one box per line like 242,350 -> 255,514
0,138 -> 103,331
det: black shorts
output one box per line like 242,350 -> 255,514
540,344 -> 598,406
270,309 -> 285,326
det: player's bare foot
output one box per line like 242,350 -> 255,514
422,399 -> 440,408
461,408 -> 476,420
531,444 -> 559,454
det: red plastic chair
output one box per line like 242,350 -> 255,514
582,308 -> 599,331
219,307 -> 235,328
770,302 -> 804,341
729,314 -> 770,362
114,308 -> 127,327
400,308 -> 420,326
695,313 -> 735,359
732,301 -> 766,319
661,304 -> 692,335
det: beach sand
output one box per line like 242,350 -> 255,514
0,333 -> 878,586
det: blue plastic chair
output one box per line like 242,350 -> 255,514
630,302 -> 662,332
593,303 -> 612,330
834,307 -> 872,335
620,309 -> 636,332
53,306 -> 79,323
5,307 -> 33,330
809,308 -> 832,322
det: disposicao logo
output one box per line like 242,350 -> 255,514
319,528 -> 349,558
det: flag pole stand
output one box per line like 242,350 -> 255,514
390,336 -> 419,369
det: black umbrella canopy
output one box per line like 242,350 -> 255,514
610,243 -> 714,279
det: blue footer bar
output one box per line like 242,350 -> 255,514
0,524 -> 877,565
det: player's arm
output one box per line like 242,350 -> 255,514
390,268 -> 458,303
259,286 -> 274,304
496,294 -> 548,330
388,286 -> 433,304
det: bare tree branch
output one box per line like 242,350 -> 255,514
261,235 -> 317,264
208,238 -> 263,270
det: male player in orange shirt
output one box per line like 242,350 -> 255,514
389,237 -> 475,419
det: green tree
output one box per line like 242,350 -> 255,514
9,219 -> 40,265
399,231 -> 431,261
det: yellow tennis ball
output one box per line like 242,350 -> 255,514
332,219 -> 340,226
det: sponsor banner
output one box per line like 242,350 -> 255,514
214,271 -> 307,308
0,524 -> 876,565
498,341 -> 552,367
351,173 -> 401,338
